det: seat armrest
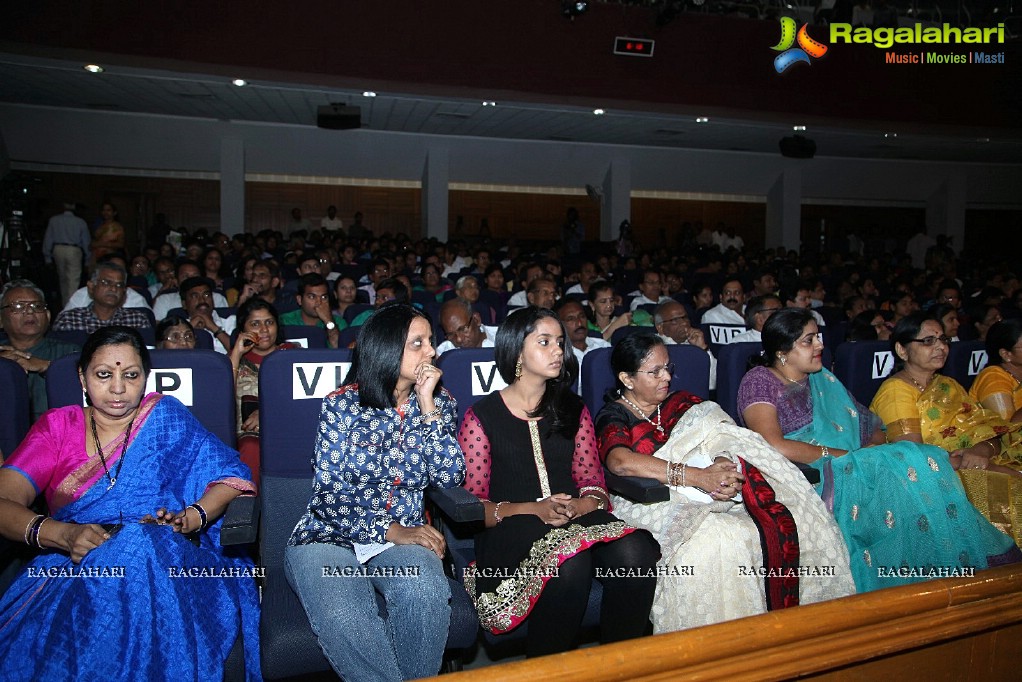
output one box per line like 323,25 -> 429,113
605,470 -> 670,503
220,495 -> 260,546
427,487 -> 484,524
795,462 -> 821,485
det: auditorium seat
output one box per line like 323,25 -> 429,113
833,340 -> 894,407
0,358 -> 30,457
281,325 -> 328,349
945,339 -> 987,391
436,347 -> 506,424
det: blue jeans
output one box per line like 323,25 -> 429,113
285,542 -> 451,682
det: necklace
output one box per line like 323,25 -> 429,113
89,408 -> 137,490
1004,365 -> 1022,388
776,368 -> 807,386
905,372 -> 932,393
620,393 -> 664,434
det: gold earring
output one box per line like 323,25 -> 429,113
514,359 -> 522,379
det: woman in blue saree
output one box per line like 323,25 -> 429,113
0,326 -> 260,680
738,309 -> 1019,592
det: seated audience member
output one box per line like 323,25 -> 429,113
225,257 -> 258,307
435,298 -> 497,355
525,274 -> 558,310
458,307 -> 660,656
885,291 -> 918,326
359,258 -> 392,304
931,303 -> 961,342
286,305 -> 464,682
731,294 -> 783,344
155,315 -> 197,350
333,276 -> 359,319
202,247 -> 229,291
153,260 -> 230,321
231,299 -> 297,477
629,271 -> 671,311
0,279 -> 80,421
750,268 -> 778,298
654,300 -> 717,390
148,256 -> 177,300
739,309 -> 1020,591
781,282 -> 826,327
178,276 -> 236,353
62,255 -> 151,313
588,281 -> 632,341
349,278 -> 409,327
843,295 -> 869,321
506,262 -> 544,310
417,262 -> 452,303
971,304 -> 1004,343
564,261 -> 602,296
691,284 -> 715,322
596,335 -> 853,631
846,310 -> 890,342
237,259 -> 295,314
970,320 -> 1022,422
870,312 -> 1022,477
454,275 -> 481,305
556,298 -> 610,366
0,326 -> 259,679
279,273 -> 347,349
53,261 -> 153,333
700,279 -> 745,324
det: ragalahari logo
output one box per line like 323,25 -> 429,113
772,17 -> 828,73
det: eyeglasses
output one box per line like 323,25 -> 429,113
96,278 -> 126,289
660,315 -> 689,326
318,259 -> 330,264
907,335 -> 951,347
1,301 -> 47,314
164,332 -> 196,343
634,362 -> 675,379
445,322 -> 474,338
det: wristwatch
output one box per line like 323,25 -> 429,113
325,321 -> 337,331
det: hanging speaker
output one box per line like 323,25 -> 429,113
317,104 -> 362,130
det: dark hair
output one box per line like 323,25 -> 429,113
345,304 -> 432,409
375,277 -> 409,304
175,258 -> 200,279
757,308 -> 815,367
483,263 -> 504,279
929,303 -> 958,333
890,310 -> 939,371
609,334 -> 666,396
494,306 -> 581,437
743,294 -> 781,328
296,272 -> 328,297
587,280 -> 615,303
236,298 -> 284,345
156,315 -> 195,346
847,310 -> 880,342
202,247 -> 226,277
78,326 -> 152,392
179,276 -> 215,302
986,319 -> 1022,366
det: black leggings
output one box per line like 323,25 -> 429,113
525,529 -> 659,657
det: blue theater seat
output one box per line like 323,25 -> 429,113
833,340 -> 895,407
0,358 -> 30,457
945,339 -> 987,391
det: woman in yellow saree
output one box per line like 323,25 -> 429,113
969,319 -> 1022,423
871,312 -> 1022,544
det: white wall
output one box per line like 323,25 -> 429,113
3,102 -> 1021,208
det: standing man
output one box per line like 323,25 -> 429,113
0,279 -> 80,421
320,205 -> 344,233
42,202 -> 91,306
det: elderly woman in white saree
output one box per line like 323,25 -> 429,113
595,335 -> 854,632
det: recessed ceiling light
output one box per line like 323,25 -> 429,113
362,91 -> 377,97
593,108 -> 605,115
482,100 -> 496,107
84,64 -> 104,73
232,79 -> 247,87
696,117 -> 709,123
793,125 -> 806,131
884,132 -> 897,138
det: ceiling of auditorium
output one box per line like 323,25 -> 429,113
1,50 -> 1021,164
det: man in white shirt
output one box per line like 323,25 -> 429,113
320,205 -> 344,232
564,261 -> 602,296
781,284 -> 826,328
152,261 -> 228,321
653,300 -> 717,390
506,263 -> 544,310
629,271 -> 672,311
435,299 -> 497,355
730,294 -> 783,343
62,256 -> 152,313
700,279 -> 746,324
557,299 -> 610,388
179,277 -> 236,353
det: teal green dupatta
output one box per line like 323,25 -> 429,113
786,369 -> 1018,592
